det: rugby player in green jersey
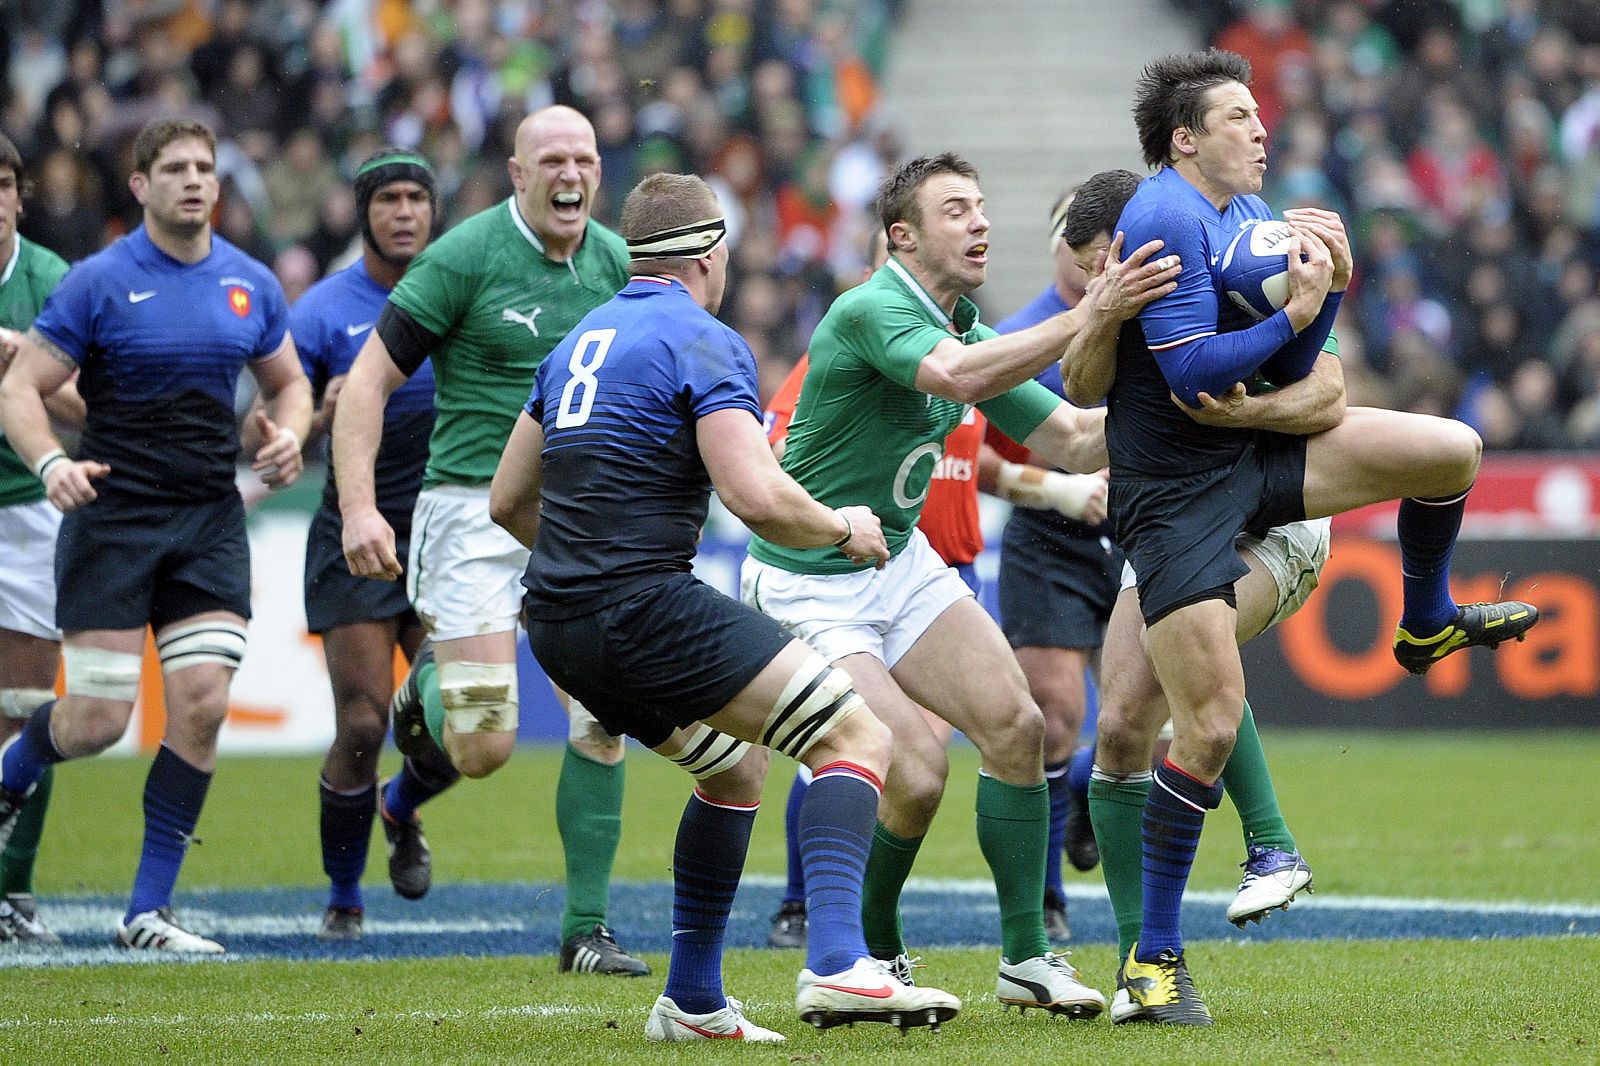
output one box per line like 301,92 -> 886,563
332,106 -> 646,974
740,153 -> 1179,1017
0,132 -> 73,944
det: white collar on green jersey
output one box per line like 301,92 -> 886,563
885,258 -> 948,324
885,256 -> 981,333
507,196 -> 546,254
0,235 -> 19,288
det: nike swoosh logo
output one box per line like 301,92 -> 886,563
128,290 -> 157,303
675,1021 -> 740,1039
345,322 -> 375,337
815,983 -> 896,999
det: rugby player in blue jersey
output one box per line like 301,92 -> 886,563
1078,50 -> 1538,1023
490,173 -> 960,1041
0,118 -> 312,953
291,149 -> 439,940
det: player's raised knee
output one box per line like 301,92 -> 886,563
448,731 -> 515,779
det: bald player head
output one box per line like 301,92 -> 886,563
508,105 -> 602,261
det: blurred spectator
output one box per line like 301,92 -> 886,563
263,127 -> 338,247
273,244 -> 319,305
1215,0 -> 1313,132
19,147 -> 105,262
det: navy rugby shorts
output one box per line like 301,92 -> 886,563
303,504 -> 416,634
56,493 -> 251,631
524,572 -> 792,749
1110,432 -> 1307,627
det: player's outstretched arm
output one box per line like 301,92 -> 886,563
1019,403 -> 1109,477
332,328 -> 411,579
698,407 -> 888,567
916,241 -> 1179,406
1174,350 -> 1346,436
978,442 -> 1108,522
248,334 -> 314,489
1062,233 -> 1180,406
489,410 -> 545,549
0,329 -> 109,512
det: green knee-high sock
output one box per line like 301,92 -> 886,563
861,822 -> 922,959
556,744 -> 624,941
0,764 -> 53,895
1223,699 -> 1296,853
1089,772 -> 1150,961
975,775 -> 1050,963
418,661 -> 448,750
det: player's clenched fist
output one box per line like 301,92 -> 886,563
341,506 -> 402,580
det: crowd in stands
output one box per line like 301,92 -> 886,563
1180,0 -> 1600,450
7,1 -> 1600,450
0,0 -> 903,405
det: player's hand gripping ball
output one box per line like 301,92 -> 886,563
1220,219 -> 1296,321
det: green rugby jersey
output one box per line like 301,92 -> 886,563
0,236 -> 70,508
750,258 -> 1060,575
388,198 -> 629,488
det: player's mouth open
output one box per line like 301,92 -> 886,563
552,191 -> 584,217
965,242 -> 988,263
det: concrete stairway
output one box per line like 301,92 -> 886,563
881,1 -> 1198,316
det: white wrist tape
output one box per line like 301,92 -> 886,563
275,426 -> 301,451
32,448 -> 69,482
998,461 -> 1100,519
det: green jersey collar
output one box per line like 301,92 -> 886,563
884,257 -> 981,333
0,236 -> 19,288
507,196 -> 546,254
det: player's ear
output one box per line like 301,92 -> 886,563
506,155 -> 524,191
1171,126 -> 1198,160
128,170 -> 147,205
889,219 -> 914,253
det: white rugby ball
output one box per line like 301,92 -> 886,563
1220,219 -> 1294,321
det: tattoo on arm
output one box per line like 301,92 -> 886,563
26,328 -> 77,370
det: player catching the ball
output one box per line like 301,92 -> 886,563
1066,48 -> 1539,1025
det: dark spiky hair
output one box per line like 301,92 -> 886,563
1062,169 -> 1143,250
1133,49 -> 1252,170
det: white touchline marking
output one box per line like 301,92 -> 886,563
0,1003 -> 606,1031
743,874 -> 1600,917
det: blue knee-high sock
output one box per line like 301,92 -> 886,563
1397,490 -> 1469,636
126,745 -> 212,922
663,789 -> 758,1014
800,761 -> 880,976
382,755 -> 459,825
1136,759 -> 1223,961
1044,759 -> 1070,901
1,701 -> 66,795
320,778 -> 376,911
1067,744 -> 1095,799
782,766 -> 812,905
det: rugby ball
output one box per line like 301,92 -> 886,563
1220,219 -> 1294,321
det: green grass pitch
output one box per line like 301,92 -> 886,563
3,730 -> 1598,1063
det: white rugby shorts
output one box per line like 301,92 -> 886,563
406,484 -> 529,641
1119,517 -> 1332,632
740,528 -> 973,668
0,498 -> 61,640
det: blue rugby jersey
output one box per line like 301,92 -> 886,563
292,258 -> 435,526
32,227 -> 289,503
1110,168 -> 1288,477
520,276 -> 762,618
